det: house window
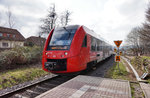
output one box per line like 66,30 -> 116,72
3,33 -> 7,37
0,33 -> 2,36
2,42 -> 8,47
13,35 -> 16,38
7,34 -> 10,37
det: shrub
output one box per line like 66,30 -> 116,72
0,46 -> 42,69
131,56 -> 142,69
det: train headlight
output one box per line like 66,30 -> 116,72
64,52 -> 68,55
45,52 -> 48,55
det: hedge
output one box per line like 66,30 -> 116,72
0,46 -> 43,69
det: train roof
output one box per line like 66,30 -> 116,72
55,25 -> 110,45
82,26 -> 111,45
55,25 -> 80,31
82,26 -> 105,42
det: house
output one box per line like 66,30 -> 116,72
25,36 -> 46,46
0,27 -> 25,50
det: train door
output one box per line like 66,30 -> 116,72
80,35 -> 88,67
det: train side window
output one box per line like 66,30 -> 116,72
91,37 -> 93,50
99,41 -> 103,51
82,35 -> 87,47
95,39 -> 97,51
97,40 -> 100,51
91,37 -> 97,51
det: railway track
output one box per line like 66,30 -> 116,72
0,55 -> 114,98
86,55 -> 114,77
0,75 -> 74,98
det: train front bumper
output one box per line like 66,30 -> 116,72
43,55 -> 86,73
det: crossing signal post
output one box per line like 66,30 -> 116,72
114,40 -> 122,72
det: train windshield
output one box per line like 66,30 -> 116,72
48,28 -> 76,50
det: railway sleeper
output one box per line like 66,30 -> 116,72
42,83 -> 57,88
32,87 -> 47,93
35,85 -> 50,91
14,94 -> 28,98
54,77 -> 71,82
47,80 -> 63,85
26,89 -> 41,97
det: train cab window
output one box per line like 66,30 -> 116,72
47,27 -> 77,50
82,35 -> 87,47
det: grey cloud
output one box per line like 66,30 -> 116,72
0,0 -> 46,37
0,0 -> 148,45
117,0 -> 146,17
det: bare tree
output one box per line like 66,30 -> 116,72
145,3 -> 150,23
39,4 -> 72,37
6,7 -> 15,28
138,4 -> 150,55
60,10 -> 71,26
140,4 -> 150,42
126,3 -> 150,56
40,4 -> 57,34
126,27 -> 142,56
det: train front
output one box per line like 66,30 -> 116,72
42,25 -> 86,74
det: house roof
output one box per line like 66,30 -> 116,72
0,26 -> 25,41
26,36 -> 46,46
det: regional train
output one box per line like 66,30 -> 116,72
42,25 -> 112,74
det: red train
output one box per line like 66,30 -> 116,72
42,25 -> 112,74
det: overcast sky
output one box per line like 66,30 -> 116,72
0,0 -> 149,45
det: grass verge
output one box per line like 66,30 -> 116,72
141,56 -> 150,60
129,56 -> 150,83
105,61 -> 129,80
0,67 -> 49,90
148,79 -> 150,84
130,83 -> 135,98
130,82 -> 145,98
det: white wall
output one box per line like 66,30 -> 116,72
0,40 -> 24,48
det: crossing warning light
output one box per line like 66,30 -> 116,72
120,51 -> 122,55
114,48 -> 117,53
114,40 -> 122,48
115,55 -> 120,62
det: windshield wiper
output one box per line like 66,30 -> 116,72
63,27 -> 71,39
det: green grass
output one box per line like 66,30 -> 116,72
148,79 -> 150,84
130,56 -> 144,73
105,61 -> 129,80
130,83 -> 135,98
141,56 -> 150,60
130,56 -> 150,83
0,67 -> 49,89
130,82 -> 145,98
138,56 -> 150,84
